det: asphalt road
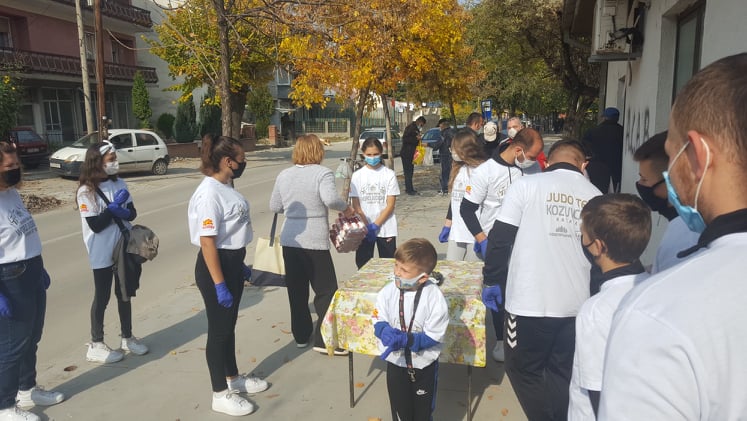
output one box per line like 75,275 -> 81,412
26,141 -> 526,421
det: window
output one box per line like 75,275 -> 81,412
673,1 -> 705,99
0,16 -> 12,48
110,133 -> 133,149
135,133 -> 157,146
85,32 -> 95,60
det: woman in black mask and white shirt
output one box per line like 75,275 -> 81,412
188,135 -> 268,417
0,141 -> 64,421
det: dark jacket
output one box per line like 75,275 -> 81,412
402,122 -> 421,149
582,120 -> 624,182
431,127 -> 455,155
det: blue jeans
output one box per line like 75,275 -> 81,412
0,256 -> 46,409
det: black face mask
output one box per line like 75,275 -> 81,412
581,238 -> 597,266
636,180 -> 677,220
1,168 -> 21,187
231,160 -> 247,179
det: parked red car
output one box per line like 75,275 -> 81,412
9,127 -> 49,169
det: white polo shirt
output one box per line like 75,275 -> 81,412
497,167 -> 602,317
463,159 -> 522,234
651,216 -> 700,274
568,272 -> 648,421
77,179 -> 132,269
600,232 -> 747,420
188,176 -> 253,249
449,165 -> 475,243
374,281 -> 449,369
349,165 -> 400,238
0,188 -> 42,264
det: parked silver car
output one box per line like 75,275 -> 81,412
50,129 -> 170,178
359,128 -> 402,157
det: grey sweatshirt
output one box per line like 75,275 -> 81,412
269,164 -> 348,250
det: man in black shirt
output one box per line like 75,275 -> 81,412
582,107 -> 624,193
401,116 -> 426,195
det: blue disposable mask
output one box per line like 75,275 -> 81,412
662,138 -> 710,233
392,272 -> 426,290
364,155 -> 382,166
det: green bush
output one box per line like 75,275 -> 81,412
199,90 -> 221,137
174,99 -> 197,143
132,71 -> 152,128
246,86 -> 273,138
156,113 -> 175,140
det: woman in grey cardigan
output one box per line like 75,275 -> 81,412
270,135 -> 354,355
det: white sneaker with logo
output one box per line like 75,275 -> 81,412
492,341 -> 505,362
121,336 -> 149,355
228,375 -> 269,394
0,405 -> 40,421
16,386 -> 65,408
211,390 -> 255,416
86,342 -> 124,363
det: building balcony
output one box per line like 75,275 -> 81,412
1,47 -> 158,83
51,0 -> 152,28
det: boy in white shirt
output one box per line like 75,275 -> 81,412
568,194 -> 651,420
373,238 -> 449,421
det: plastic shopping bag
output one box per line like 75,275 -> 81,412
413,142 -> 426,165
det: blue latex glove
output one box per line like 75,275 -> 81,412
107,202 -> 131,219
473,239 -> 488,259
113,188 -> 130,206
0,293 -> 11,318
410,332 -> 439,352
41,268 -> 50,290
365,223 -> 379,243
242,265 -> 252,281
438,226 -> 451,243
214,282 -> 233,308
374,321 -> 393,339
481,284 -> 503,313
380,328 -> 409,360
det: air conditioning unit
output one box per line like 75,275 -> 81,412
590,0 -> 643,61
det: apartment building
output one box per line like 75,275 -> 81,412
0,0 -> 157,144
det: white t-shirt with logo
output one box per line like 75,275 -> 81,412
449,165 -> 476,243
651,216 -> 700,274
188,176 -> 253,249
463,159 -> 522,234
0,188 -> 42,264
568,272 -> 648,421
349,165 -> 400,238
600,232 -> 747,419
374,281 -> 449,369
77,179 -> 132,269
497,168 -> 602,317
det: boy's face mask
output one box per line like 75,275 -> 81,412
392,272 -> 426,290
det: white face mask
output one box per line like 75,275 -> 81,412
451,149 -> 462,162
508,128 -> 518,139
104,160 -> 120,175
515,150 -> 535,169
392,272 -> 426,290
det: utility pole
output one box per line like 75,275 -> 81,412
94,0 -> 108,140
74,0 -> 94,134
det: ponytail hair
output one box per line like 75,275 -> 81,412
200,134 -> 243,176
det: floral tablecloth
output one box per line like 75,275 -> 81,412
321,258 -> 486,367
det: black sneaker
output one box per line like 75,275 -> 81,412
406,190 -> 420,196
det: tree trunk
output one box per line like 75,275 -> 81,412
342,87 -> 370,198
213,0 -> 233,138
562,92 -> 595,141
229,89 -> 246,139
382,94 -> 395,170
448,99 -> 456,125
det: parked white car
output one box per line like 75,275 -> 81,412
50,129 -> 170,178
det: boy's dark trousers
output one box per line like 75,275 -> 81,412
355,236 -> 396,269
504,313 -> 575,421
386,360 -> 438,421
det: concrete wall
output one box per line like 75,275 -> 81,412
600,0 -> 747,264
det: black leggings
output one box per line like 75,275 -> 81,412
195,248 -> 246,392
90,266 -> 132,342
386,360 -> 438,421
355,236 -> 396,269
282,247 -> 338,348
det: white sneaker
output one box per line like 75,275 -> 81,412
16,386 -> 65,408
0,405 -> 40,421
211,390 -> 255,416
86,342 -> 124,363
492,341 -> 505,362
121,336 -> 149,355
228,374 -> 269,394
